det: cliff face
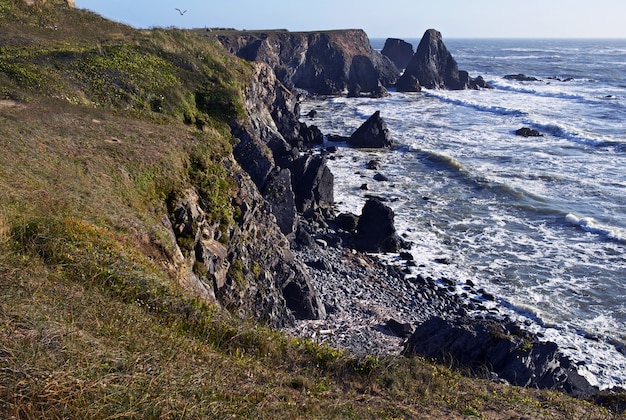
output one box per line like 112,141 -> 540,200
215,29 -> 399,95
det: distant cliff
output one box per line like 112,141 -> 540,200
212,29 -> 400,96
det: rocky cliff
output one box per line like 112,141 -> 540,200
213,29 -> 399,96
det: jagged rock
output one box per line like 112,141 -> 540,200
397,29 -> 467,90
263,168 -> 298,238
403,316 -> 598,398
217,29 -> 400,95
348,111 -> 392,148
306,109 -> 318,119
167,173 -> 326,329
470,75 -> 493,89
232,126 -> 275,189
290,155 -> 334,215
381,38 -> 414,70
515,127 -> 543,137
395,74 -> 422,92
505,73 -> 540,82
397,29 -> 487,91
299,122 -> 324,145
355,198 -> 404,253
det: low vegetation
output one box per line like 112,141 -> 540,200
0,1 -> 622,418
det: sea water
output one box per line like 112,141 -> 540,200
303,38 -> 626,389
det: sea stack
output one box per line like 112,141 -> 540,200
397,29 -> 467,91
381,38 -> 414,70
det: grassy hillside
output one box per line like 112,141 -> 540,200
0,1 -> 622,418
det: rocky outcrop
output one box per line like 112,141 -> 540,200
397,29 -> 488,91
381,38 -> 414,70
215,29 -> 400,95
403,316 -> 598,398
290,155 -> 334,216
166,163 -> 326,328
515,127 -> 543,137
505,73 -> 540,82
348,111 -> 393,148
355,198 -> 406,252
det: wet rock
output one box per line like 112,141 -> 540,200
348,111 -> 393,148
355,198 -> 406,253
515,127 -> 544,137
373,173 -> 389,182
505,73 -> 540,82
366,159 -> 381,170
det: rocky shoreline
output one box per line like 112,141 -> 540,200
204,27 -> 624,400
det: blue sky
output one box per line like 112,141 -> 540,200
74,0 -> 626,39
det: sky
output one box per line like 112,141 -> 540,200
74,0 -> 626,39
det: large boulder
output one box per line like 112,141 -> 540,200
381,38 -> 414,70
397,29 -> 467,91
348,111 -> 393,148
290,155 -> 334,215
355,198 -> 404,252
403,316 -> 598,398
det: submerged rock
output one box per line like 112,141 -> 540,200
505,73 -> 540,82
515,127 -> 543,137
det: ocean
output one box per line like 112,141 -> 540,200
302,38 -> 626,389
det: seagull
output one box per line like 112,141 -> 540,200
175,8 -> 187,15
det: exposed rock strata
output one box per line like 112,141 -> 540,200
166,164 -> 326,328
215,29 -> 400,95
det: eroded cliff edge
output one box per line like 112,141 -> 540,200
210,29 -> 400,96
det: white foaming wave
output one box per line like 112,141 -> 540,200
490,79 -> 588,101
423,90 -> 525,117
566,213 -> 626,243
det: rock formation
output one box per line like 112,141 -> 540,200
348,111 -> 393,148
381,38 -> 414,70
403,316 -> 598,398
214,29 -> 400,95
166,165 -> 326,328
515,127 -> 543,137
397,29 -> 490,91
355,198 -> 406,253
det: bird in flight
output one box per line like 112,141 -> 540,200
175,8 -> 187,15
